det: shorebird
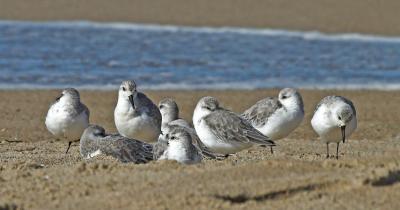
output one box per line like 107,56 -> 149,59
242,88 -> 304,153
157,98 -> 220,159
45,88 -> 90,154
159,98 -> 191,130
114,80 -> 161,142
193,96 -> 276,155
311,96 -> 357,159
80,125 -> 153,163
157,126 -> 202,164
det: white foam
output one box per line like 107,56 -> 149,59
1,81 -> 399,91
2,20 -> 400,43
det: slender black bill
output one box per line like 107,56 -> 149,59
341,126 -> 346,143
55,94 -> 63,102
128,95 -> 135,109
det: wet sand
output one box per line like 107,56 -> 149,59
1,89 -> 400,209
1,0 -> 400,36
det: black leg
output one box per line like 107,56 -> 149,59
65,141 -> 72,154
326,143 -> 329,158
336,143 -> 340,160
270,146 -> 274,154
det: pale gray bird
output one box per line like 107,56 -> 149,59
158,98 -> 191,130
45,88 -> 90,154
114,80 -> 162,142
193,96 -> 276,155
80,125 -> 153,163
311,96 -> 357,159
158,126 -> 202,164
242,88 -> 304,153
158,98 -> 221,159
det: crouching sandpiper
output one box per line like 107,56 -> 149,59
80,125 -> 153,163
193,96 -> 276,155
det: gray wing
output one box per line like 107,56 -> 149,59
314,96 -> 356,116
153,139 -> 168,160
241,97 -> 282,127
191,135 -> 225,159
203,110 -> 275,146
99,134 -> 153,163
169,119 -> 191,128
136,92 -> 162,128
188,143 -> 203,163
66,102 -> 90,118
79,103 -> 90,118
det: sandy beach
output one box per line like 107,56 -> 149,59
1,0 -> 400,36
0,89 -> 399,209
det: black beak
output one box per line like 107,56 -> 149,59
55,94 -> 63,102
128,95 -> 135,109
341,126 -> 346,143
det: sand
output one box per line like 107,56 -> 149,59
1,0 -> 400,36
0,89 -> 400,209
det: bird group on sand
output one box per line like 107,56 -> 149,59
45,80 -> 357,164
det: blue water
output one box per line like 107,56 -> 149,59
1,21 -> 400,90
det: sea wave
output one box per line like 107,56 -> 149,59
1,82 -> 399,91
1,20 -> 400,43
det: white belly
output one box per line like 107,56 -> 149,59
165,142 -> 191,164
256,109 -> 304,140
45,106 -> 89,141
311,109 -> 357,143
115,111 -> 160,142
195,120 -> 252,154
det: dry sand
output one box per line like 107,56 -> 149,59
1,0 -> 400,36
0,89 -> 400,209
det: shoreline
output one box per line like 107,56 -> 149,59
1,0 -> 400,36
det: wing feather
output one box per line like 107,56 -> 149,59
203,110 -> 275,146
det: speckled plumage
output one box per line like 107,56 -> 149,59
80,125 -> 153,163
203,109 -> 275,145
193,96 -> 275,154
242,97 -> 282,127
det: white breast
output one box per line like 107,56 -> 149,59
311,106 -> 357,143
114,107 -> 159,142
45,103 -> 89,141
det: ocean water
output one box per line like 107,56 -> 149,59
0,21 -> 400,90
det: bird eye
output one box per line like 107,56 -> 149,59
282,95 -> 288,99
159,105 -> 164,109
338,116 -> 342,120
170,136 -> 176,140
122,87 -> 126,91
